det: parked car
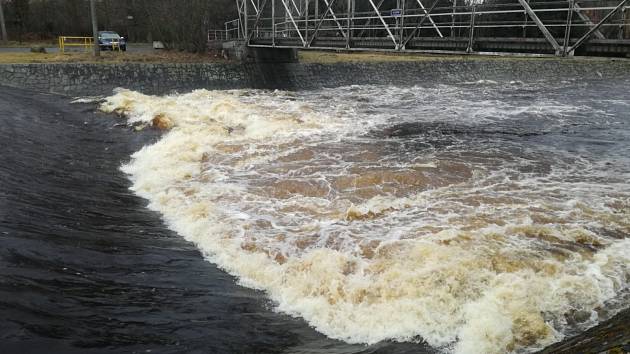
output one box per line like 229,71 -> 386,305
98,31 -> 127,51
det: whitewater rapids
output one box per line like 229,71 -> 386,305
100,81 -> 630,354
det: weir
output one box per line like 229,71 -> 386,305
1,58 -> 629,95
220,0 -> 630,58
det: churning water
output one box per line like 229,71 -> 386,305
100,79 -> 630,354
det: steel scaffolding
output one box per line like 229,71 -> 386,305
222,0 -> 630,56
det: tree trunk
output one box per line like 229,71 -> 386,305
0,0 -> 8,43
90,0 -> 100,57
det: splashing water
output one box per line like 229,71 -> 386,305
100,80 -> 630,354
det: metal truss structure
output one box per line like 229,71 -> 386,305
220,0 -> 630,56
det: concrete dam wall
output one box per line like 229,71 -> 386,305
0,58 -> 629,96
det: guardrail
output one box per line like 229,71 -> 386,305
58,36 -> 93,53
208,19 -> 242,42
208,30 -> 230,41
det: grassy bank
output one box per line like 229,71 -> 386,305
297,50 -> 630,64
298,50 -> 468,63
2,48 -> 448,65
0,51 -> 226,64
2,47 -> 627,65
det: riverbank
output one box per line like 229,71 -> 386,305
0,50 -> 223,64
3,48 -> 628,64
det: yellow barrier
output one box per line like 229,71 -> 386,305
58,36 -> 93,53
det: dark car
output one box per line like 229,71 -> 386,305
98,31 -> 127,51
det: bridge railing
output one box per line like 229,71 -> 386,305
209,19 -> 242,42
227,0 -> 630,56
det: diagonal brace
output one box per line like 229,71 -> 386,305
323,0 -> 349,38
307,0 -> 339,47
573,3 -> 606,40
368,0 -> 398,47
569,0 -> 629,53
402,0 -> 441,48
517,0 -> 562,53
280,0 -> 306,46
247,0 -> 268,43
415,0 -> 443,37
357,0 -> 386,38
289,0 -> 301,16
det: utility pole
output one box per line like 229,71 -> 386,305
90,0 -> 100,57
0,0 -> 8,44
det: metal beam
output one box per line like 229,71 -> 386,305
305,0 -> 310,42
562,0 -> 574,56
569,0 -> 629,53
401,0 -> 440,48
244,0 -> 249,40
272,0 -> 276,46
451,0 -> 457,37
236,0 -> 246,39
280,0 -> 306,46
307,0 -> 339,47
241,0 -> 630,56
247,0 -> 269,43
289,0 -> 301,15
574,3 -> 606,40
517,0 -> 562,54
399,0 -> 406,49
356,0 -> 386,38
323,0 -> 349,38
368,0 -> 398,48
415,0 -> 443,37
467,5 -> 476,53
347,0 -> 352,49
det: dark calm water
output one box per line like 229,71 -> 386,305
1,78 -> 629,354
0,86 -> 429,354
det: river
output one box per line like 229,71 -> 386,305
100,79 -> 630,353
1,77 -> 629,353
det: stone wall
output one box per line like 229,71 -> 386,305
0,58 -> 628,96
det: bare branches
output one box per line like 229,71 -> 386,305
0,0 -> 237,52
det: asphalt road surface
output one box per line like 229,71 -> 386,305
0,43 -> 155,54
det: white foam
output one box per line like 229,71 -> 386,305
101,86 -> 630,354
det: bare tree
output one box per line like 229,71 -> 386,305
0,0 -> 237,51
90,0 -> 99,56
141,0 -> 235,52
0,0 -> 8,43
